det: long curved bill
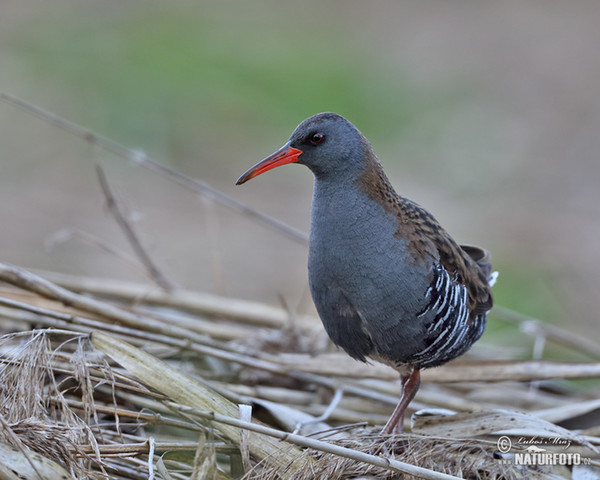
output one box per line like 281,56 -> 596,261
236,142 -> 303,185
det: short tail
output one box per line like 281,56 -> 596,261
460,244 -> 498,287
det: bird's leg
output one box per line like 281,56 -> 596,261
380,368 -> 421,435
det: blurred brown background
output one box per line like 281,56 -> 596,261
1,1 -> 599,344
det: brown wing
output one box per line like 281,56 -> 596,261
356,147 -> 493,317
400,202 -> 493,316
396,196 -> 494,316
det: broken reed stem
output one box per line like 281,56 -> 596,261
95,164 -> 176,292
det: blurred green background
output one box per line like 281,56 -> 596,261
1,1 -> 599,349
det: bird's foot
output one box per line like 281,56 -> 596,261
369,434 -> 410,456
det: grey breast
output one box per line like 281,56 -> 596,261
307,178 -> 436,364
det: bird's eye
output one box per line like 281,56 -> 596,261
310,132 -> 325,145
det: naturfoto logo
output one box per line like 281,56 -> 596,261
496,436 -> 590,466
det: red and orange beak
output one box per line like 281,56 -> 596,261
236,143 -> 303,185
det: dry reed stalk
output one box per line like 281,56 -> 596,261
31,269 -> 315,329
274,351 -> 600,383
1,262 -> 600,479
90,331 -> 310,474
6,265 -> 598,385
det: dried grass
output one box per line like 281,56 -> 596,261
0,264 -> 599,480
249,434 -> 526,480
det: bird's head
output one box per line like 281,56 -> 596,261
236,113 -> 369,185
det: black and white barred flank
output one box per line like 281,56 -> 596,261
409,264 -> 496,369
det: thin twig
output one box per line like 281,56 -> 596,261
95,164 -> 175,292
493,305 -> 600,360
0,92 -> 309,246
